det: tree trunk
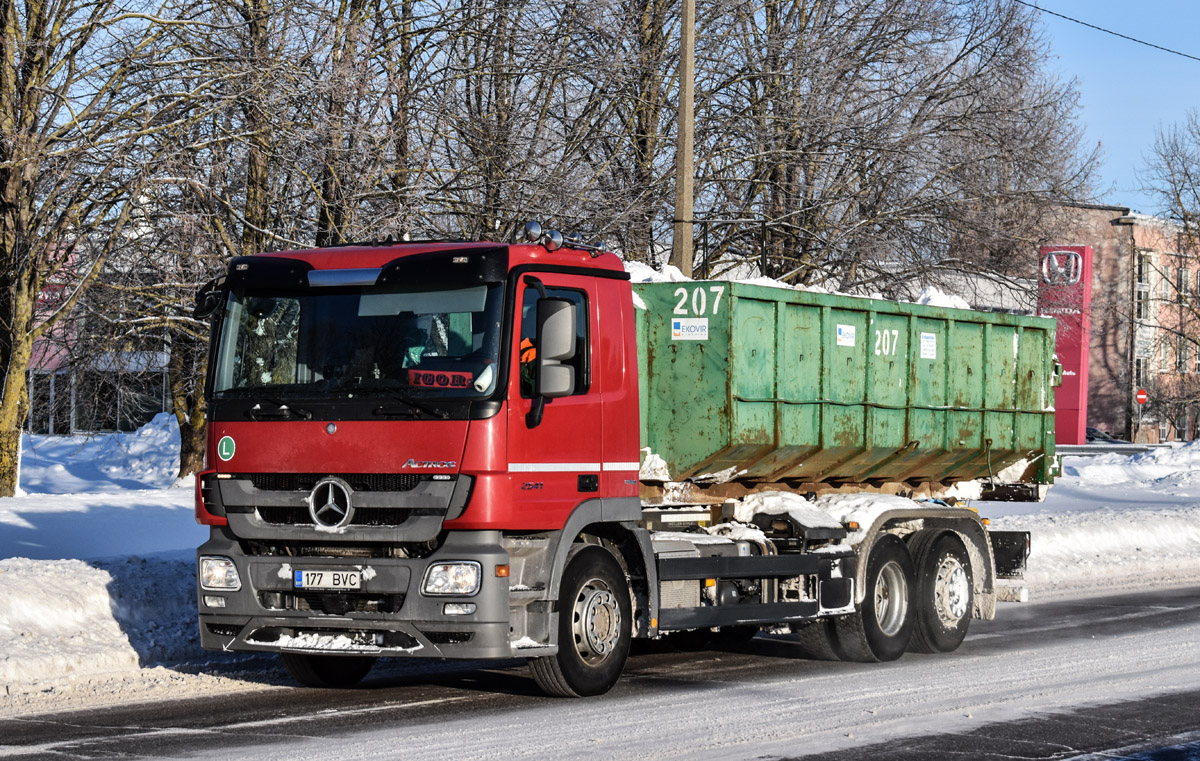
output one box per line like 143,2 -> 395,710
170,337 -> 208,479
0,280 -> 35,497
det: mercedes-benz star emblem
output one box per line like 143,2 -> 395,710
309,478 -> 353,529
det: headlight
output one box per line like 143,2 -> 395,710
199,556 -> 242,591
422,562 -> 482,596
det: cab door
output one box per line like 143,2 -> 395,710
506,273 -> 603,527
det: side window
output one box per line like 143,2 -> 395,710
519,286 -> 589,398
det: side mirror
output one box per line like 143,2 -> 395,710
526,297 -> 577,428
536,298 -> 576,398
193,278 -> 225,319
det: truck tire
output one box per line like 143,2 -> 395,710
529,545 -> 632,697
790,619 -> 840,660
831,534 -> 915,662
908,530 -> 973,653
279,652 -> 375,688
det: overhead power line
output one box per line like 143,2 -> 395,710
1015,0 -> 1200,64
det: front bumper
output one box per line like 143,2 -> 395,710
197,528 -> 514,660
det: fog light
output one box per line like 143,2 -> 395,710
422,562 -> 482,596
203,595 -> 227,608
199,556 -> 242,591
444,603 -> 477,615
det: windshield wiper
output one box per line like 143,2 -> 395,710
244,397 -> 313,420
372,392 -> 450,420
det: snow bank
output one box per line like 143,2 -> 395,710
1062,441 -> 1200,487
0,553 -> 202,694
0,558 -> 138,689
20,412 -> 183,494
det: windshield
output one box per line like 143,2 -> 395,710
212,283 -> 504,398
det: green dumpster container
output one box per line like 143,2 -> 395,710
635,281 -> 1057,490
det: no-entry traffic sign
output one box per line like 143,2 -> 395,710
1136,388 -> 1149,405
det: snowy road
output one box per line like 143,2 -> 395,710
3,586 -> 1199,760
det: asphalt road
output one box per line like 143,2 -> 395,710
3,586 -> 1199,760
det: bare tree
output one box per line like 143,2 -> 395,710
0,0 -> 198,495
693,0 -> 1097,291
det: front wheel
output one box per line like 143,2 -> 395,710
832,533 -> 916,662
529,545 -> 632,697
279,652 -> 375,688
908,530 -> 973,653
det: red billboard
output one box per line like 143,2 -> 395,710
1037,245 -> 1093,445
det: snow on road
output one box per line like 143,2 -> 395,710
2,417 -> 1200,718
179,615 -> 1200,761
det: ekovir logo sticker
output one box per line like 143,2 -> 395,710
672,317 -> 709,340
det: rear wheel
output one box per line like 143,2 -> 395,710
908,530 -> 973,653
832,534 -> 916,662
279,652 -> 375,688
790,619 -> 840,661
529,545 -> 632,697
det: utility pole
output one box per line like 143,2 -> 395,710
670,0 -> 695,277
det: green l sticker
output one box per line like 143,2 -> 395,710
217,435 -> 236,461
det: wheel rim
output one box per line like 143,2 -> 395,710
874,560 -> 909,637
934,556 -> 970,626
572,577 -> 621,665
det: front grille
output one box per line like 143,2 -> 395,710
255,505 -> 439,527
248,627 -> 421,650
249,473 -> 424,492
240,541 -> 439,559
260,591 -> 405,615
422,631 -> 474,645
207,623 -> 243,637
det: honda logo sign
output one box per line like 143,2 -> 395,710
1041,250 -> 1083,286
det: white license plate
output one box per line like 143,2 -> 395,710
294,569 -> 361,590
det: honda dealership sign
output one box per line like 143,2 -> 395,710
1037,246 -> 1093,445
1041,249 -> 1083,286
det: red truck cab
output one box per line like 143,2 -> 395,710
195,237 -> 649,694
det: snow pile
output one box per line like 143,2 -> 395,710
20,412 -> 183,494
733,491 -> 842,529
817,493 -> 933,543
621,258 -> 826,294
706,522 -> 768,543
1062,442 -> 1200,487
2,414 -> 202,561
623,260 -> 690,283
914,285 -> 971,310
639,449 -> 672,481
980,448 -> 1200,596
0,553 -> 204,694
0,558 -> 139,689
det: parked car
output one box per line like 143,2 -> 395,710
1086,427 -> 1132,444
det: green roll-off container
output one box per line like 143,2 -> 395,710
635,281 -> 1058,491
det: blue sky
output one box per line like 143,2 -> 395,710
1029,1 -> 1200,214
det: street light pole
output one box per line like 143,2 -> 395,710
670,0 -> 695,277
